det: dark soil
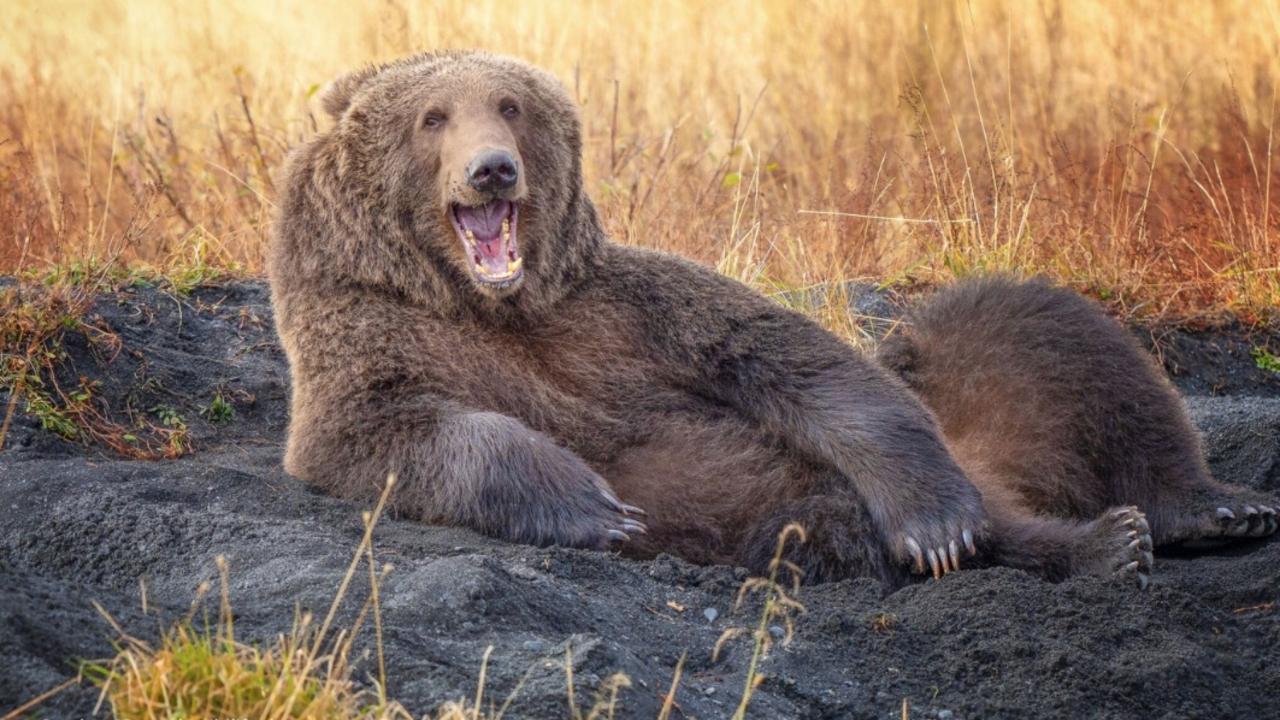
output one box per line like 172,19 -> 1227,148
2,281 -> 1278,719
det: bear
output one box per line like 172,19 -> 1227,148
877,275 -> 1277,582
268,50 -> 1150,588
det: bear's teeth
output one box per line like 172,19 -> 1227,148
508,257 -> 523,274
473,263 -> 485,275
501,217 -> 510,236
465,229 -> 475,242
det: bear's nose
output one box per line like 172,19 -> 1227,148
466,149 -> 519,194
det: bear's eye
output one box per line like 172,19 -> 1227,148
421,111 -> 446,130
500,100 -> 520,119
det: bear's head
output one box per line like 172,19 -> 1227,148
273,52 -> 603,317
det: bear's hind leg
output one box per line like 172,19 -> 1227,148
982,506 -> 1154,588
1137,479 -> 1278,547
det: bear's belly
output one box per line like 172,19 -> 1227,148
595,412 -> 812,564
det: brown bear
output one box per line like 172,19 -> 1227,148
877,276 -> 1278,578
268,51 -> 1149,588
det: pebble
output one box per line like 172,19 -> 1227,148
768,624 -> 785,640
703,607 -> 719,622
522,639 -> 548,653
937,710 -> 954,720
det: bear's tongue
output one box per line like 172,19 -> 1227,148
455,200 -> 510,239
455,200 -> 519,278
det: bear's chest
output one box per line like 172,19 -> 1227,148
421,311 -> 697,460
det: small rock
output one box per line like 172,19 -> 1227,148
522,639 -> 548,653
937,710 -> 954,720
703,607 -> 719,623
703,686 -> 717,696
768,624 -> 785,640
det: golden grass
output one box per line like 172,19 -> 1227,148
2,1 -> 1278,322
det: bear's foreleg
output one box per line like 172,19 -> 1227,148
704,315 -> 986,578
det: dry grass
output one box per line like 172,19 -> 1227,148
712,523 -> 807,720
1,0 -> 1277,323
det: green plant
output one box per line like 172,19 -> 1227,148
22,379 -> 80,438
202,390 -> 235,423
1253,347 -> 1280,375
149,404 -> 191,455
160,233 -> 239,296
150,405 -> 184,429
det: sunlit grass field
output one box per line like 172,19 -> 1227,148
2,0 -> 1277,322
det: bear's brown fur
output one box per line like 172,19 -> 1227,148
269,51 -> 1155,587
877,276 -> 1278,580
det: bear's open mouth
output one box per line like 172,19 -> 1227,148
449,200 -> 522,287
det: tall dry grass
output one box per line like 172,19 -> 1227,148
2,0 -> 1278,320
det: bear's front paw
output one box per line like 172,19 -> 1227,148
896,524 -> 979,579
579,479 -> 649,548
519,459 -> 648,551
467,413 -> 648,550
540,492 -> 647,551
886,491 -> 985,579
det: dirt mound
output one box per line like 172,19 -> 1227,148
2,281 -> 1278,719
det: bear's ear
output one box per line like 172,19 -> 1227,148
320,65 -> 381,120
874,333 -> 920,384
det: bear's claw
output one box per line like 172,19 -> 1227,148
1103,506 -> 1153,590
1165,489 -> 1279,547
1210,501 -> 1276,539
904,528 -> 979,579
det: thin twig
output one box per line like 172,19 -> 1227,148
798,209 -> 973,224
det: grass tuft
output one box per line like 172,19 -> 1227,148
201,390 -> 236,423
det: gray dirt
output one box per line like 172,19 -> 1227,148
1,281 -> 1278,719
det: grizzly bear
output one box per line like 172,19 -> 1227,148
269,51 -> 1159,588
877,276 -> 1277,577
